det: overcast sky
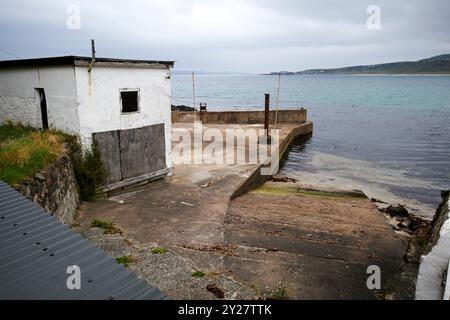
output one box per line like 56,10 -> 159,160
1,0 -> 449,73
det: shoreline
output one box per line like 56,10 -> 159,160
283,170 -> 436,220
262,73 -> 450,76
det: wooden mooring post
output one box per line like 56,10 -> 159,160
265,93 -> 270,138
259,93 -> 271,144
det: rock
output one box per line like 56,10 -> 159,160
398,220 -> 411,229
14,151 -> 79,226
206,283 -> 225,299
371,198 -> 387,204
409,219 -> 429,232
385,204 -> 409,218
376,203 -> 390,211
400,219 -> 411,228
171,104 -> 197,112
34,173 -> 45,181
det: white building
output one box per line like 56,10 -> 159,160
0,56 -> 174,187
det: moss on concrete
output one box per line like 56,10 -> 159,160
252,184 -> 366,200
115,255 -> 134,267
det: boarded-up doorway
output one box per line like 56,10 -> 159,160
93,123 -> 166,185
35,88 -> 48,130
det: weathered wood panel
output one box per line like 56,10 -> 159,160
145,123 -> 167,172
92,130 -> 122,184
119,124 -> 166,180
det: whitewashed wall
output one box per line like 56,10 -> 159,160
0,66 -> 80,134
416,199 -> 450,300
74,66 -> 172,169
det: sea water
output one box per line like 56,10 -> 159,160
172,74 -> 450,217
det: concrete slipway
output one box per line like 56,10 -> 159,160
74,117 -> 417,299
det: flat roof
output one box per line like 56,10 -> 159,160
0,56 -> 174,68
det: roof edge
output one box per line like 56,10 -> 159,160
0,56 -> 175,68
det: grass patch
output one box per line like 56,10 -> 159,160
0,121 -> 65,184
151,247 -> 168,255
0,121 -> 107,201
192,271 -> 206,278
115,255 -> 134,267
90,219 -> 120,234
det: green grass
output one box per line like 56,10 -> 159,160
191,271 -> 206,278
0,121 -> 65,184
90,219 -> 120,234
115,255 -> 134,267
151,247 -> 168,255
0,120 -> 107,200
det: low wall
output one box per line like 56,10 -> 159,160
231,122 -> 313,199
416,191 -> 450,299
172,109 -> 307,124
15,150 -> 80,225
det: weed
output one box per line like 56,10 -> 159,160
115,255 -> 134,267
66,139 -> 107,201
90,219 -> 120,234
192,271 -> 206,278
269,283 -> 289,300
151,247 -> 168,254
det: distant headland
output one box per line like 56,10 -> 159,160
265,54 -> 450,75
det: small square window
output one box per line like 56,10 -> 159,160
120,90 -> 139,113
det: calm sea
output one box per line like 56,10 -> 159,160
172,74 -> 450,217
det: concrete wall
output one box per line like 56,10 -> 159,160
74,65 -> 173,169
416,191 -> 450,299
231,122 -> 313,199
172,109 -> 307,124
15,150 -> 80,225
0,66 -> 80,135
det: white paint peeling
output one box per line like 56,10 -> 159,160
416,199 -> 450,300
0,66 -> 79,134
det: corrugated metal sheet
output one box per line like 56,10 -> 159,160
0,180 -> 166,300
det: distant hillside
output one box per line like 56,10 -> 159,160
266,54 -> 450,75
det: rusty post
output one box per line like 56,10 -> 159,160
91,39 -> 96,60
264,93 -> 270,138
88,39 -> 96,73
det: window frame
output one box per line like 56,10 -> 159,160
119,88 -> 140,114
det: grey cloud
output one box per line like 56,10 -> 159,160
0,0 -> 449,72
